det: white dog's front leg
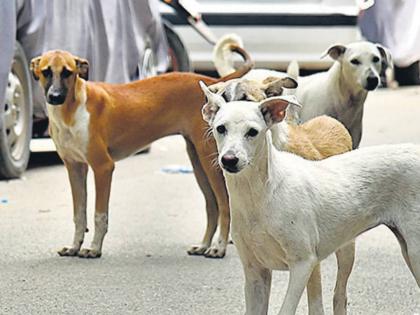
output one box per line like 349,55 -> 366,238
279,257 -> 317,315
244,264 -> 272,315
306,264 -> 325,315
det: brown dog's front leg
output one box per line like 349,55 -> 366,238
185,138 -> 219,255
58,161 -> 88,257
79,157 -> 114,259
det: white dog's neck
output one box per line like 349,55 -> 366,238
269,122 -> 289,152
225,132 -> 283,196
329,62 -> 368,108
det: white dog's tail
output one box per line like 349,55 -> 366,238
287,60 -> 300,80
213,33 -> 244,77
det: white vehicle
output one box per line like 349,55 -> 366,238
161,0 -> 363,71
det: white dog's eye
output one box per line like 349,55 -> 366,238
246,128 -> 258,138
216,125 -> 227,134
372,56 -> 380,63
350,59 -> 361,65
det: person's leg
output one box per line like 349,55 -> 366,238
394,61 -> 420,86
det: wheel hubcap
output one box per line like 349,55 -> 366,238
4,68 -> 26,161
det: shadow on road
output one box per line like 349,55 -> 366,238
28,152 -> 63,170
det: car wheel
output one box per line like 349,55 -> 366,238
0,42 -> 33,179
163,22 -> 192,72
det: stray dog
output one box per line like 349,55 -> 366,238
206,81 -> 355,314
30,47 -> 253,258
214,34 -> 393,148
200,82 -> 420,314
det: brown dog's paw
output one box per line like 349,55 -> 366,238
187,244 -> 209,256
57,246 -> 79,257
78,248 -> 102,259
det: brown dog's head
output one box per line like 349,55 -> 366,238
30,50 -> 89,105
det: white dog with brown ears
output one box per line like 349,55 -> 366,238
214,34 -> 393,148
200,81 -> 420,315
209,78 -> 355,315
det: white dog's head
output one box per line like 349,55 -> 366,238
322,41 -> 392,91
200,81 -> 298,174
208,76 -> 297,102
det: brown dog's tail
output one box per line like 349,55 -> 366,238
215,44 -> 254,83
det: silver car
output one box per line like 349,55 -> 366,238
161,0 -> 363,71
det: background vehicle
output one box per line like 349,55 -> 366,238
161,0 -> 363,72
0,0 -> 191,179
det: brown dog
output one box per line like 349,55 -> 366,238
30,47 -> 256,258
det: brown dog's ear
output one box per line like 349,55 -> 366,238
30,56 -> 42,81
321,44 -> 347,60
75,57 -> 89,80
262,76 -> 298,97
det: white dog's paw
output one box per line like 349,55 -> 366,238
78,248 -> 102,259
57,246 -> 80,257
204,242 -> 226,259
187,244 -> 209,256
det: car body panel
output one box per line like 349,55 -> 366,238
161,0 -> 362,71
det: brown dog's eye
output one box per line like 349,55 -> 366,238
41,68 -> 52,78
61,68 -> 73,79
372,56 -> 380,63
350,59 -> 361,66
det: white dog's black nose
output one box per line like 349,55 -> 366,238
221,154 -> 239,172
366,76 -> 379,91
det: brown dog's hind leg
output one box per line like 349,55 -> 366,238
192,137 -> 230,258
58,161 -> 88,257
185,138 -> 220,256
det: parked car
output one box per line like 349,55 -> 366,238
161,0 -> 363,72
0,0 -> 191,179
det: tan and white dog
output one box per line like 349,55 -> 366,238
30,48 -> 255,258
214,34 -> 393,148
207,80 -> 355,314
201,83 -> 420,314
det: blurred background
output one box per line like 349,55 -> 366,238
0,0 -> 419,178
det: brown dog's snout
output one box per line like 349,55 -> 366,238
47,86 -> 67,105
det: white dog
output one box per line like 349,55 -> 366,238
214,34 -> 393,148
200,82 -> 420,315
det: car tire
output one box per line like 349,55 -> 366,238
163,21 -> 192,72
0,42 -> 33,179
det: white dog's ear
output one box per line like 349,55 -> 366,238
208,82 -> 227,94
321,44 -> 347,60
376,44 -> 393,70
262,76 -> 298,97
200,81 -> 225,124
260,96 -> 293,127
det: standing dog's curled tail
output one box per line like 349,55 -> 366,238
213,33 -> 245,77
287,60 -> 300,81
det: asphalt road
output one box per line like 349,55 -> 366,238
1,87 -> 420,314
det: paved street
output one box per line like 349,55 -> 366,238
1,87 -> 420,314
